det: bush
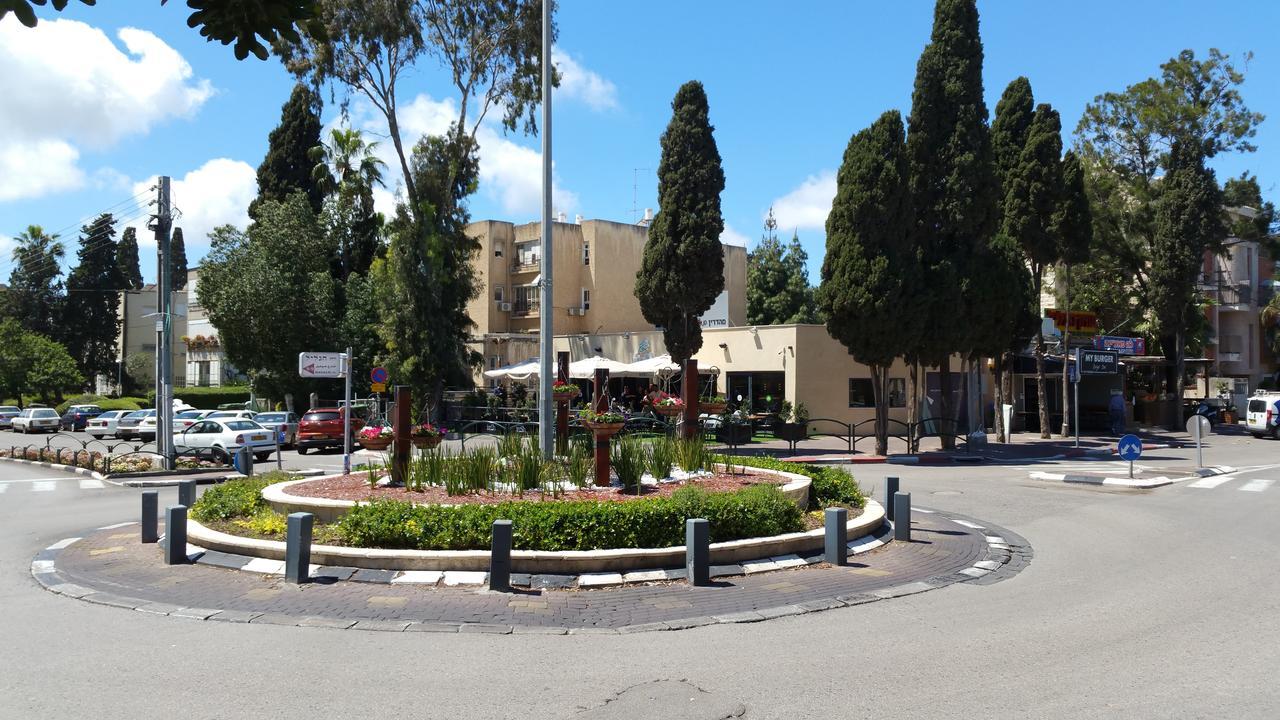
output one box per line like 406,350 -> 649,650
190,471 -> 295,522
336,484 -> 803,551
714,455 -> 864,508
57,394 -> 146,413
149,385 -> 250,410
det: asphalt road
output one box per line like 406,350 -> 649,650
1,431 -> 1278,719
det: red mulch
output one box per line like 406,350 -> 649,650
282,470 -> 786,505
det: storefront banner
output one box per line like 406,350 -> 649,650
1093,335 -> 1146,356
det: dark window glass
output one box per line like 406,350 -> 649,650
849,379 -> 874,408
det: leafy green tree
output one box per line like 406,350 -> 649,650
5,225 -> 64,338
249,84 -> 325,218
1,0 -> 316,61
1222,172 -> 1276,247
170,227 -> 189,291
125,351 -> 155,391
1150,142 -> 1225,428
280,0 -> 551,214
117,227 -> 144,291
904,0 -> 999,444
636,80 -> 726,363
196,194 -> 341,400
62,213 -> 124,386
375,129 -> 482,408
311,127 -> 386,280
967,233 -> 1037,443
1055,151 -> 1093,436
1002,102 -> 1064,438
0,320 -> 82,405
818,110 -> 914,455
747,208 -> 815,325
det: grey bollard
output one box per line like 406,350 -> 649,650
824,507 -> 849,565
236,446 -> 254,477
893,492 -> 912,542
489,519 -> 513,592
884,476 -> 900,521
164,505 -> 188,565
177,479 -> 197,509
140,491 -> 159,543
686,518 -> 710,586
285,512 -> 314,584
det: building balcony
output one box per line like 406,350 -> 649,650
1214,283 -> 1253,310
1218,351 -> 1242,363
511,258 -> 540,274
511,301 -> 540,318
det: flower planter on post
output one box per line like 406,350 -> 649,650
358,436 -> 393,452
410,435 -> 441,450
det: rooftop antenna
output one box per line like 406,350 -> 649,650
632,168 -> 651,223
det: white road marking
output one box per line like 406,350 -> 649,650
31,481 -> 56,492
78,478 -> 104,490
1188,476 -> 1235,489
45,537 -> 80,550
1240,478 -> 1274,493
952,519 -> 985,529
0,484 -> 6,494
97,521 -> 136,530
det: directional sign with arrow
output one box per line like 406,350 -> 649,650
298,352 -> 346,379
1117,434 -> 1143,462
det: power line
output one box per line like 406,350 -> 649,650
0,205 -> 155,281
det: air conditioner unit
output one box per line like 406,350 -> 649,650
499,302 -> 512,312
567,307 -> 584,316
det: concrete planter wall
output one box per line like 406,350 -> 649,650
187,500 -> 883,575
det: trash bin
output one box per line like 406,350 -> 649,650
233,446 -> 254,476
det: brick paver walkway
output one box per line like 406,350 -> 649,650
35,510 -> 1030,633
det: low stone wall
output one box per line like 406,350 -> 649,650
187,499 -> 883,574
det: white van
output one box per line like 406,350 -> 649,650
1245,392 -> 1280,438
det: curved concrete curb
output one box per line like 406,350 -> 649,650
1030,464 -> 1235,489
262,463 -> 814,523
0,455 -> 106,481
190,500 -> 884,574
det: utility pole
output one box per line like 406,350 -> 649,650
154,177 -> 174,470
537,0 -> 554,459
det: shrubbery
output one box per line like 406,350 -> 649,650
190,471 -> 295,522
336,484 -> 803,551
55,394 -> 149,414
714,455 -> 864,508
148,385 -> 251,410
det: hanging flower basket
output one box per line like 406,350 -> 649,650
409,422 -> 444,448
580,409 -> 626,438
358,426 -> 393,451
700,396 -> 727,414
552,380 -> 580,404
585,421 -> 625,437
411,435 -> 442,449
359,437 -> 393,451
654,405 -> 682,417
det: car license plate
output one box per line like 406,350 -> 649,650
252,434 -> 267,441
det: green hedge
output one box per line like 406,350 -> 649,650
714,455 -> 864,508
189,472 -> 295,522
149,386 -> 251,410
55,395 -> 149,414
337,485 -> 803,551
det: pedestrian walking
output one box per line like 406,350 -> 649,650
1109,391 -> 1126,436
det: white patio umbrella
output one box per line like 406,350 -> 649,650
619,354 -> 681,379
483,357 -> 540,381
567,355 -> 633,379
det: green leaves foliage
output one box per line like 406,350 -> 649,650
61,213 -> 123,384
1150,143 -> 1225,334
117,227 -> 143,292
714,454 -> 864,509
0,320 -> 83,404
747,210 -> 815,326
636,80 -> 726,363
250,84 -> 324,218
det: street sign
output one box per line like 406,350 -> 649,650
371,382 -> 386,393
371,366 -> 389,384
1075,348 -> 1119,375
1117,434 -> 1143,462
1068,364 -> 1079,384
298,351 -> 346,378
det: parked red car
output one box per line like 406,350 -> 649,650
296,408 -> 364,454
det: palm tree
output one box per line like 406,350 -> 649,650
7,225 -> 65,337
310,128 -> 386,196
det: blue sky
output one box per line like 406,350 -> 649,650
1,0 -> 1278,285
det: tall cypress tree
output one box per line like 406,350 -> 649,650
905,0 -> 999,443
170,227 -> 189,291
991,77 -> 1035,210
818,110 -> 915,456
117,227 -> 143,290
1003,103 -> 1064,437
1056,151 -> 1093,436
250,83 -> 324,218
636,80 -> 726,363
1151,142 -> 1224,428
62,213 -> 123,385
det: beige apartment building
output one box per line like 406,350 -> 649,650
466,216 -> 747,376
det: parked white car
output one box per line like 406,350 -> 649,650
86,410 -> 130,439
174,418 -> 276,461
1245,392 -> 1280,438
0,406 -> 20,429
206,410 -> 257,421
253,412 -> 299,447
114,409 -> 156,440
172,409 -> 217,433
12,407 -> 60,433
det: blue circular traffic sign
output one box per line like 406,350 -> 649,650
370,366 -> 389,384
1117,434 -> 1143,462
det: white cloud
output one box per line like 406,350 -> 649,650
355,93 -> 579,218
771,171 -> 837,231
0,19 -> 213,202
0,139 -> 84,201
0,233 -> 14,262
552,47 -> 619,112
131,159 -> 257,256
720,224 -> 750,248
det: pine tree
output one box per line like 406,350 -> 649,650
249,83 -> 324,218
170,227 -> 189,291
636,80 -> 726,363
62,213 -> 123,385
1151,142 -> 1225,428
747,209 -> 815,325
5,225 -> 64,337
117,227 -> 143,290
905,0 -> 999,444
1055,151 -> 1093,436
1003,102 -> 1064,437
818,110 -> 915,455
